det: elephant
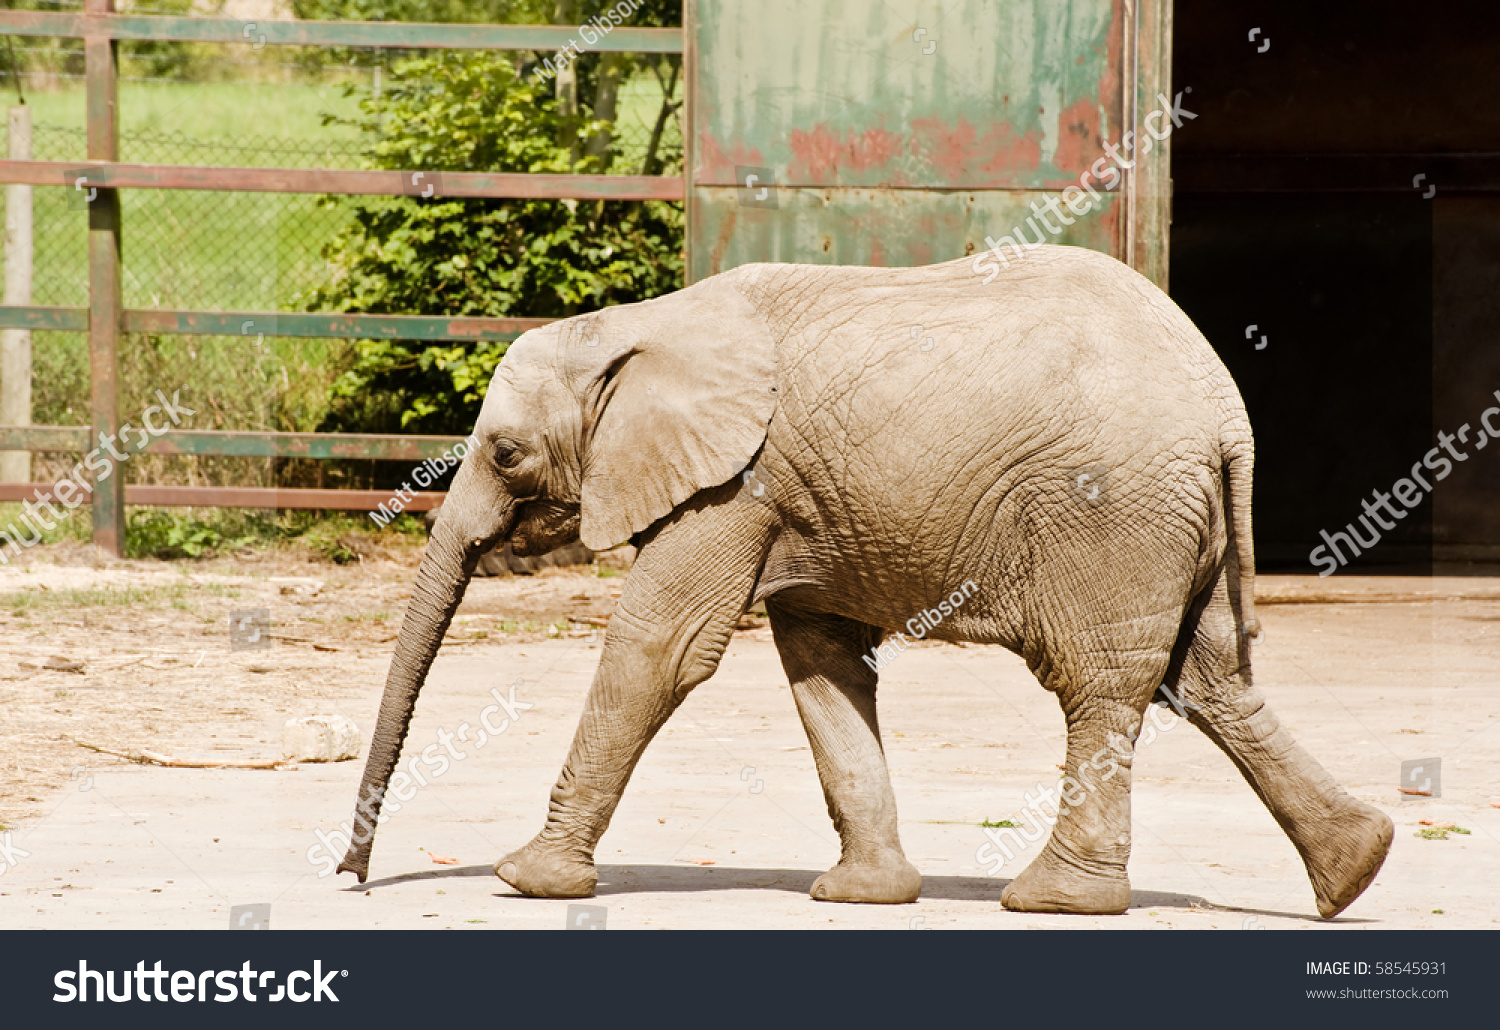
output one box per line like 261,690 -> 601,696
336,245 -> 1393,917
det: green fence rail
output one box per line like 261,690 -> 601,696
0,10 -> 682,52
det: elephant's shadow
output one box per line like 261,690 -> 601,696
347,864 -> 1360,923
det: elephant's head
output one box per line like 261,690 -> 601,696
336,275 -> 778,881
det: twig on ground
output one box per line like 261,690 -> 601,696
270,633 -> 353,653
73,739 -> 294,770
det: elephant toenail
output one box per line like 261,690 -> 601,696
497,862 -> 518,883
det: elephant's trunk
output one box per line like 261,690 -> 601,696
337,475 -> 506,882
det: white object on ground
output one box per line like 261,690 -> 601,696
282,715 -> 360,762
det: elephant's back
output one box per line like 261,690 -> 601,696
735,247 -> 1235,463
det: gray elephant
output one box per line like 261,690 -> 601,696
337,246 -> 1392,917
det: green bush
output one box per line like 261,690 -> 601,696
126,509 -> 262,560
121,508 -> 427,561
308,46 -> 684,437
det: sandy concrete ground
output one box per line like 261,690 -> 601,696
1,553 -> 1496,930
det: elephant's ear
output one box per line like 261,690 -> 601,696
577,278 -> 777,551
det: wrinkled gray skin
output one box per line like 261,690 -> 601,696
337,246 -> 1393,917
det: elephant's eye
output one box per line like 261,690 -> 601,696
493,441 -> 523,469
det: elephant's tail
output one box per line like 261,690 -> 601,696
1223,438 -> 1260,643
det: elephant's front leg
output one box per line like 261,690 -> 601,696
766,604 -> 922,904
496,487 -> 774,898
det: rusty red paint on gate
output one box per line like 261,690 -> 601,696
694,136 -> 766,183
1052,97 -> 1104,180
784,124 -> 905,184
911,117 -> 1044,187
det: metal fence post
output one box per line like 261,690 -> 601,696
85,0 -> 124,555
0,103 -> 31,484
1130,0 -> 1173,291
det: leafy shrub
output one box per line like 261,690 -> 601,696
308,48 -> 684,437
126,510 -> 264,560
123,508 -> 426,561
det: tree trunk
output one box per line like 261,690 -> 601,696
640,58 -> 680,176
582,51 -> 625,171
553,0 -> 581,165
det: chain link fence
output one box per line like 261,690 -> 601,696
6,119 -> 366,494
27,121 -> 364,310
1,58 -> 681,500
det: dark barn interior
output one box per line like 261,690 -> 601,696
1170,2 -> 1500,573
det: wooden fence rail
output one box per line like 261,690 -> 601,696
0,306 -> 556,341
0,161 -> 683,200
0,426 -> 471,461
0,10 -> 682,52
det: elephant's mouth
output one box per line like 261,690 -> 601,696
510,499 -> 583,557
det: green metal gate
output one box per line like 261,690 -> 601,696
684,0 -> 1171,285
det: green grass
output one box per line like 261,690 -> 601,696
283,511 -> 426,564
13,81 -> 369,440
496,620 -> 544,634
0,504 -> 425,563
0,502 -> 91,549
14,69 -> 676,439
0,582 -> 222,613
0,578 -> 243,615
612,73 -> 683,173
21,81 -> 366,308
979,819 -> 1021,829
21,81 -> 365,149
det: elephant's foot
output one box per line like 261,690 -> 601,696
811,852 -> 922,904
1000,848 -> 1130,915
1304,800 -> 1393,919
495,843 -> 597,899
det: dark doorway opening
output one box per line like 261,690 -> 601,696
1170,3 -> 1500,574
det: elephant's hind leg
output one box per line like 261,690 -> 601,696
766,603 -> 922,904
1169,573 -> 1393,918
1001,614 -> 1182,915
998,696 -> 1155,915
